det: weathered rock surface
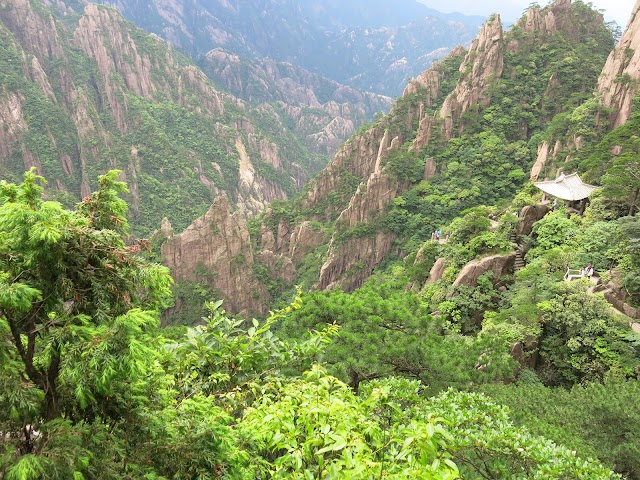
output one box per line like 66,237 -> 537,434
440,15 -> 504,140
161,196 -> 269,315
235,138 -> 288,217
318,230 -> 398,292
425,258 -> 447,285
517,204 -> 550,237
451,253 -> 517,290
256,250 -> 296,285
597,0 -> 640,128
302,124 -> 390,220
318,168 -> 401,291
289,222 -> 326,264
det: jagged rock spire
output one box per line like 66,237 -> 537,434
597,0 -> 640,128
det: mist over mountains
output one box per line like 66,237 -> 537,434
101,0 -> 484,96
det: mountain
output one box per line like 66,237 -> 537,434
160,0 -> 617,317
200,49 -> 392,155
0,0 -> 375,237
100,0 -> 484,96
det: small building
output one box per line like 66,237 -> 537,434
533,172 -> 598,214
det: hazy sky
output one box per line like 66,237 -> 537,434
421,0 -> 636,27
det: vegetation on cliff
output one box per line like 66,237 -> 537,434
0,171 -> 622,478
2,0 -> 640,478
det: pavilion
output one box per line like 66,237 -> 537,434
533,172 -> 598,214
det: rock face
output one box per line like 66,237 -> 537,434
318,170 -> 401,291
593,272 -> 640,320
425,258 -> 447,285
288,222 -> 326,263
0,0 -> 317,235
235,138 -> 288,216
517,204 -> 550,237
202,49 -> 392,156
597,0 -> 640,129
451,253 -> 517,290
161,196 -> 269,316
439,15 -> 504,140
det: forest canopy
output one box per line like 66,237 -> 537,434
0,170 -> 625,479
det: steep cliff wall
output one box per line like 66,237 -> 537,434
597,0 -> 640,129
161,196 -> 270,315
0,0 -> 316,236
440,16 -> 504,140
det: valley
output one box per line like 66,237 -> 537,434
1,0 -> 639,478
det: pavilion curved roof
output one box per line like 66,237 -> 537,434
533,173 -> 598,201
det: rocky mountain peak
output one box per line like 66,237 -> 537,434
597,0 -> 640,128
514,0 -> 572,38
439,15 -> 504,140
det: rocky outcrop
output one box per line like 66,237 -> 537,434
517,204 -> 550,237
256,250 -> 296,285
259,218 -> 293,255
451,253 -> 517,290
318,169 -> 401,291
440,16 -> 504,140
0,0 -> 65,70
318,231 -> 397,292
425,258 -> 447,285
592,272 -> 640,320
0,92 -> 29,162
424,157 -> 437,181
235,138 -> 288,216
161,196 -> 269,315
302,123 -> 389,220
289,222 -> 326,264
202,49 -> 392,156
597,0 -> 640,129
508,0 -> 588,49
405,47 -> 466,152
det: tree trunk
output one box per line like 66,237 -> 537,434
43,352 -> 61,421
630,188 -> 639,217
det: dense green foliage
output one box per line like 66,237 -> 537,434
278,277 -> 515,394
0,172 -> 623,478
3,1 -> 640,478
483,381 -> 640,479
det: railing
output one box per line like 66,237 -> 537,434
564,268 -> 585,282
564,268 -> 596,282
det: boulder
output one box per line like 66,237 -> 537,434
517,204 -> 549,237
450,253 -> 516,291
425,257 -> 447,285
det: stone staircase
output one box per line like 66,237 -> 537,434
514,245 -> 526,271
509,230 -> 526,271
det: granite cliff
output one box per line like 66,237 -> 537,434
530,0 -> 640,179
164,0 -> 615,316
0,0 -> 324,235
